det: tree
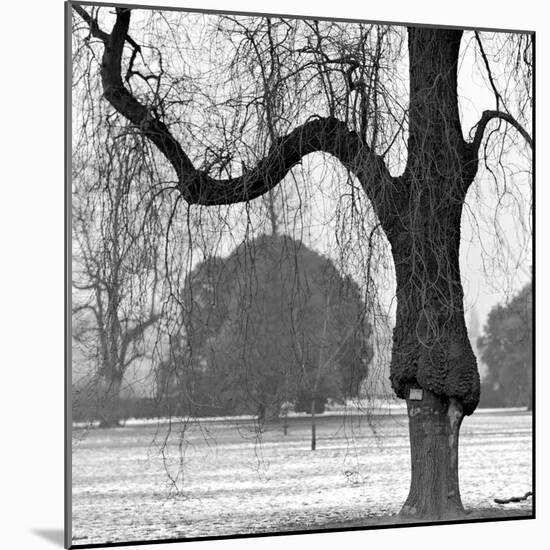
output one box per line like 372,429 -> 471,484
178,233 -> 370,424
73,5 -> 532,519
72,124 -> 163,427
479,283 -> 532,409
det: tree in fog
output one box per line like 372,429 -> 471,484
178,233 -> 370,422
73,5 -> 532,519
479,282 -> 532,409
72,126 -> 163,427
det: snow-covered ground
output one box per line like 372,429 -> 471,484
71,410 -> 532,545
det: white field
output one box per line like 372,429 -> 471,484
71,410 -> 532,545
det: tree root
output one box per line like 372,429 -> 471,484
494,491 -> 532,505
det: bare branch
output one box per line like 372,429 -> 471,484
119,313 -> 162,364
78,7 -> 394,207
474,32 -> 504,111
72,4 -> 110,42
73,5 -> 142,52
469,109 -> 532,158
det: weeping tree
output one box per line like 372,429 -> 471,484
72,3 -> 532,520
72,120 -> 164,427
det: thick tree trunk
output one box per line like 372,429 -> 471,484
384,28 -> 480,519
401,389 -> 465,519
389,221 -> 478,519
389,235 -> 479,519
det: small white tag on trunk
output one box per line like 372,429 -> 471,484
409,388 -> 423,401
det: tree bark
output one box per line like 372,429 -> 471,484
401,389 -> 465,519
386,28 -> 480,519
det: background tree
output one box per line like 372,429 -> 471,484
172,233 -> 371,424
73,5 -> 532,519
72,123 -> 163,427
478,282 -> 532,409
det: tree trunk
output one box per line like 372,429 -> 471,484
97,373 -> 123,428
383,28 -> 481,519
311,397 -> 316,451
401,389 -> 465,519
389,227 -> 479,518
258,403 -> 266,426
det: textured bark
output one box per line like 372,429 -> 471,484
401,389 -> 465,519
388,28 -> 480,519
389,219 -> 480,415
387,28 -> 480,414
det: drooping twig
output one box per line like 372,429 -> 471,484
474,32 -> 504,111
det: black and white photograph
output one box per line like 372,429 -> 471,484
6,0 -> 547,549
3,0 -> 547,547
64,1 -> 535,547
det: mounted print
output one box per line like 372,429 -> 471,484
66,1 -> 534,547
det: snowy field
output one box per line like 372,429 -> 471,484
71,409 -> 532,545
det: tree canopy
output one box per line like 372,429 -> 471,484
479,282 -> 532,409
160,233 -> 372,419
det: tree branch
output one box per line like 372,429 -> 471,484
474,32 -> 504,111
73,5 -> 109,42
119,313 -> 162,365
76,7 -> 393,207
469,110 -> 532,158
73,5 -> 141,52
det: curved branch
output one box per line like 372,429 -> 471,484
73,5 -> 141,51
73,5 -> 108,41
120,313 -> 162,365
469,110 -> 533,157
75,7 -> 394,207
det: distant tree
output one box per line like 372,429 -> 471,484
183,257 -> 230,357
479,283 -> 532,409
72,125 -> 163,427
177,234 -> 371,423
